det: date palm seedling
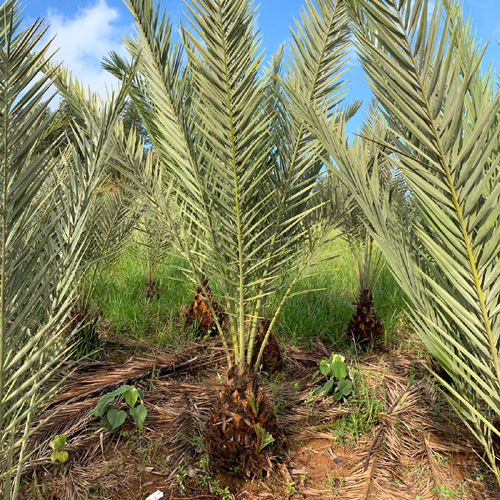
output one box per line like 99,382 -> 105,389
133,214 -> 171,300
301,0 -> 500,485
106,0 -> 355,477
339,103 -> 395,350
130,153 -> 174,301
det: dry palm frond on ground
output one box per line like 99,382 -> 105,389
20,341 -> 496,500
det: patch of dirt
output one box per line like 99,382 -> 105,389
291,439 -> 350,495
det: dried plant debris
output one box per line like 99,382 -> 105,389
50,343 -> 221,406
327,361 -> 482,500
20,345 -> 496,499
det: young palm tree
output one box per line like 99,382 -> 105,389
74,184 -> 135,353
45,69 -> 137,355
338,103 -> 393,349
0,3 -> 130,497
133,216 -> 171,299
107,0 -> 354,475
131,173 -> 174,300
301,0 -> 500,483
341,228 -> 384,350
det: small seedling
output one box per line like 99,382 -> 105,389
313,353 -> 353,401
90,385 -> 147,431
176,465 -> 187,497
49,435 -> 69,464
433,452 -> 449,467
284,481 -> 298,495
209,479 -> 232,499
254,424 -> 275,453
326,472 -> 342,493
429,483 -> 463,498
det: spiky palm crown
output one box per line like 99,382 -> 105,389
106,0 -> 357,373
336,100 -> 397,292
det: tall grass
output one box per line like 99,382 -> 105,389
96,237 -> 407,349
93,250 -> 192,345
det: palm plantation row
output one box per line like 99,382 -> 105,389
1,0 -> 500,498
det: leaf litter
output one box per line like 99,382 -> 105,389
20,339 -> 499,499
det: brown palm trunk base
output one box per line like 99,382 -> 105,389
184,280 -> 284,374
184,276 -> 227,336
492,418 -> 500,460
66,305 -> 100,355
252,319 -> 283,373
205,366 -> 286,478
346,287 -> 383,349
143,279 -> 160,300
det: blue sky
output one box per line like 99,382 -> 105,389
23,0 -> 500,130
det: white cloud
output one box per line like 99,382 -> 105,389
46,0 -> 131,98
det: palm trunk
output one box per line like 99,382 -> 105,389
346,287 -> 383,350
205,366 -> 285,477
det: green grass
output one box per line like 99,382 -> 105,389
273,237 -> 408,348
92,251 -> 193,346
331,363 -> 386,444
93,235 -> 408,349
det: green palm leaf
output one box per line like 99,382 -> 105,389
107,0 -> 356,373
301,0 -> 500,482
0,3 -> 131,496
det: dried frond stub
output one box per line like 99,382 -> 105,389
184,276 -> 227,337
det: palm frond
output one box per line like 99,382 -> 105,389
0,4 -> 133,495
106,0 -> 354,372
301,0 -> 500,481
